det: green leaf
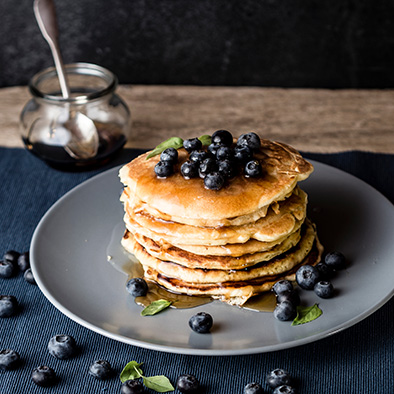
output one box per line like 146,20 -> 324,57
198,134 -> 212,146
120,361 -> 144,382
141,299 -> 172,316
292,304 -> 322,326
146,137 -> 184,159
143,375 -> 175,392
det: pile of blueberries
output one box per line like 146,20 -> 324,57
154,130 -> 264,190
244,368 -> 297,394
272,251 -> 347,321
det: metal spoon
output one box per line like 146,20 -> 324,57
33,0 -> 99,160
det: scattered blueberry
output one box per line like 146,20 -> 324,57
160,148 -> 178,164
126,278 -> 148,297
272,280 -> 293,296
120,379 -> 144,394
0,349 -> 21,370
181,160 -> 200,179
3,250 -> 20,265
276,290 -> 300,306
273,385 -> 297,394
154,161 -> 174,178
216,146 -> 233,161
266,369 -> 292,389
315,261 -> 332,280
189,150 -> 209,163
244,160 -> 263,178
189,312 -> 213,333
31,365 -> 57,387
325,251 -> 347,270
314,281 -> 334,299
176,374 -> 200,393
234,145 -> 253,163
183,138 -> 202,152
244,382 -> 264,394
211,129 -> 233,146
0,295 -> 18,317
273,301 -> 296,321
237,132 -> 261,151
17,252 -> 30,272
198,158 -> 217,178
295,265 -> 320,290
0,260 -> 16,278
48,334 -> 77,359
204,172 -> 225,190
88,359 -> 113,380
24,268 -> 37,285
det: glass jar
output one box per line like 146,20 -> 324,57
20,63 -> 131,169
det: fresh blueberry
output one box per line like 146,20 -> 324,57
88,359 -> 113,380
0,295 -> 18,317
244,382 -> 264,394
266,369 -> 292,389
325,251 -> 347,270
217,159 -> 237,178
273,385 -> 297,394
48,334 -> 77,359
204,172 -> 225,190
198,158 -> 217,178
24,268 -> 37,285
3,250 -> 20,265
183,138 -> 202,152
207,143 -> 223,158
120,379 -> 144,394
176,374 -> 200,393
295,265 -> 320,290
0,349 -> 21,370
189,150 -> 209,163
126,278 -> 148,297
211,129 -> 233,146
31,365 -> 57,387
273,301 -> 296,321
237,132 -> 261,151
0,260 -> 16,278
315,262 -> 333,280
234,145 -> 253,163
154,161 -> 174,178
189,312 -> 213,333
17,252 -> 30,272
216,146 -> 234,161
276,290 -> 300,306
244,160 -> 263,178
272,280 -> 293,296
314,281 -> 334,299
181,160 -> 199,179
160,148 -> 178,164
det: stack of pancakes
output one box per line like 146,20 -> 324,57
119,138 -> 323,306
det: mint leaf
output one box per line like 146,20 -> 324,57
146,137 -> 184,159
141,299 -> 172,316
292,304 -> 322,326
120,361 -> 144,382
143,375 -> 175,392
198,134 -> 212,146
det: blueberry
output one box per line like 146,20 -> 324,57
244,160 -> 263,178
266,369 -> 292,389
160,148 -> 178,164
189,150 -> 209,163
276,290 -> 300,306
295,265 -> 320,290
0,260 -> 16,278
237,132 -> 261,151
325,251 -> 347,270
183,138 -> 202,152
17,251 -> 30,272
176,374 -> 200,393
272,280 -> 293,296
211,129 -> 233,146
207,143 -> 223,158
31,365 -> 57,387
3,250 -> 20,264
216,146 -> 233,161
181,160 -> 199,179
126,278 -> 148,297
234,145 -> 253,163
0,295 -> 18,317
154,161 -> 174,178
24,268 -> 37,285
273,301 -> 296,321
217,159 -> 237,178
244,382 -> 264,394
48,334 -> 77,359
314,281 -> 334,299
189,312 -> 213,333
0,349 -> 21,370
204,172 -> 225,190
315,262 -> 333,280
273,385 -> 297,394
120,379 -> 144,394
198,158 -> 217,178
88,359 -> 113,380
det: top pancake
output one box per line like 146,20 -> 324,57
119,138 -> 313,222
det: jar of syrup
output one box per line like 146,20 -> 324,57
20,63 -> 131,169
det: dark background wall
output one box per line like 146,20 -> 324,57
1,0 -> 394,89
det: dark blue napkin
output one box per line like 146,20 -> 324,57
0,148 -> 393,394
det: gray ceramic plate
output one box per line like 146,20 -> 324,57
30,161 -> 394,355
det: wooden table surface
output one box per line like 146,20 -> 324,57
1,85 -> 393,153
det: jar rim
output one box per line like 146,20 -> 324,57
29,62 -> 118,103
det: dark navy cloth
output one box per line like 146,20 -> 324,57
0,148 -> 393,394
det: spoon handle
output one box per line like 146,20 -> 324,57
33,0 -> 71,99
